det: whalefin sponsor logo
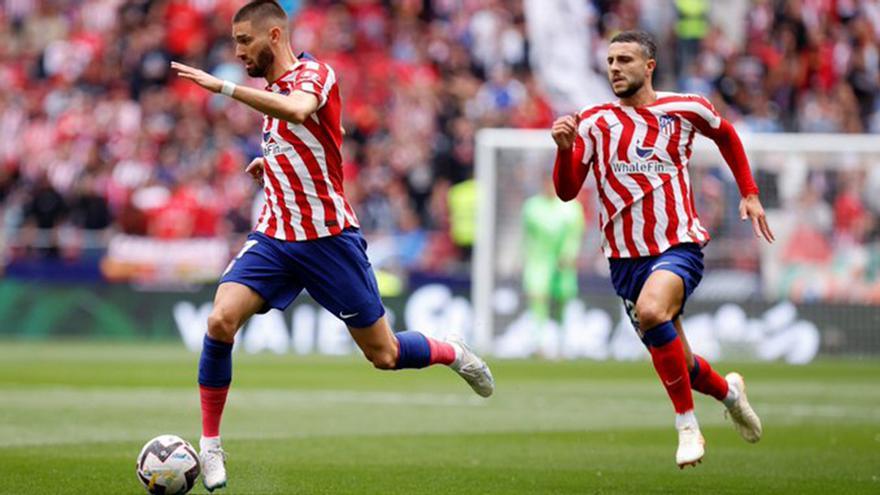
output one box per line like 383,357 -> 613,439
635,145 -> 653,159
262,132 -> 286,156
610,160 -> 676,174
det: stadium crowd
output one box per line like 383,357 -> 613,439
0,0 -> 878,293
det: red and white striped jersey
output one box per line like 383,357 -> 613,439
255,55 -> 359,241
576,92 -> 720,258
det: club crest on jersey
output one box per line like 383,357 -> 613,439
659,115 -> 677,137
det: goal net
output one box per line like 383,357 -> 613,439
472,129 -> 880,362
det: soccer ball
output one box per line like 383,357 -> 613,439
135,434 -> 201,495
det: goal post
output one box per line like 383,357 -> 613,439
473,128 -> 880,358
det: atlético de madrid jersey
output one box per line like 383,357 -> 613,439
574,92 -> 721,258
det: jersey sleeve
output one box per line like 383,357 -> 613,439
290,61 -> 334,108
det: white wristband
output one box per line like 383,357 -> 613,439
220,80 -> 236,97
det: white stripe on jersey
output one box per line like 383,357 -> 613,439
319,65 -> 336,109
288,122 -> 352,228
265,155 -> 307,240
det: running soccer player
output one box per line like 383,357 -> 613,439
550,30 -> 773,469
171,1 -> 494,491
521,176 -> 584,350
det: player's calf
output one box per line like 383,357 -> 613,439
689,355 -> 730,401
644,321 -> 694,415
391,330 -> 457,369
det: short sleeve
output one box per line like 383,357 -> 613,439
290,61 -> 332,108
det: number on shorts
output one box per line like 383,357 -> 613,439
222,239 -> 258,276
623,298 -> 643,336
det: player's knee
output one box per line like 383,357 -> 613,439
635,299 -> 672,330
206,309 -> 239,342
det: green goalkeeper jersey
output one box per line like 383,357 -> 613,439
521,194 -> 585,300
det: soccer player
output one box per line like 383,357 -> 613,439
521,176 -> 584,351
171,1 -> 494,491
550,31 -> 773,469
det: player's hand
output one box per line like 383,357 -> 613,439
245,157 -> 264,185
171,61 -> 223,93
551,114 -> 579,149
739,194 -> 775,243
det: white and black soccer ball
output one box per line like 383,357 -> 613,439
136,434 -> 201,495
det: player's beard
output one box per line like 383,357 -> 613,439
247,45 -> 275,78
612,76 -> 645,98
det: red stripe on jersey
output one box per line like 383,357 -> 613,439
632,173 -> 659,254
682,127 -> 707,240
596,116 -> 638,257
609,109 -> 642,257
611,107 -> 635,161
256,200 -> 267,229
590,131 -> 620,258
634,107 -> 659,148
304,85 -> 356,229
668,110 -> 714,136
665,118 -> 698,243
644,109 -> 678,247
302,114 -> 348,229
676,128 -> 700,244
633,108 -> 661,254
578,103 -> 616,122
678,170 -> 699,244
274,153 -> 319,239
263,162 -> 296,240
262,185 -> 278,238
660,174 -> 679,246
277,121 -> 341,235
683,123 -> 697,160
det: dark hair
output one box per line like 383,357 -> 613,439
233,0 -> 287,25
609,30 -> 656,60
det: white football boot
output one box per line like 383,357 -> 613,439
446,335 -> 495,398
200,437 -> 228,492
675,423 -> 705,469
724,372 -> 763,443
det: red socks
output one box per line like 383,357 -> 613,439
644,321 -> 694,414
427,337 -> 457,366
690,355 -> 729,401
199,385 -> 229,438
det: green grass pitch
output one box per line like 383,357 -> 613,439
0,342 -> 878,494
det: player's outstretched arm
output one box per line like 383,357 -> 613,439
551,114 -> 588,201
171,61 -> 318,124
706,119 -> 775,243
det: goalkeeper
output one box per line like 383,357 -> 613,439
521,177 -> 585,340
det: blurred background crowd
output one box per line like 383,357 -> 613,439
1,0 -> 879,300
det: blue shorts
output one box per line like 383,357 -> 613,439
608,243 -> 704,333
220,228 -> 385,328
